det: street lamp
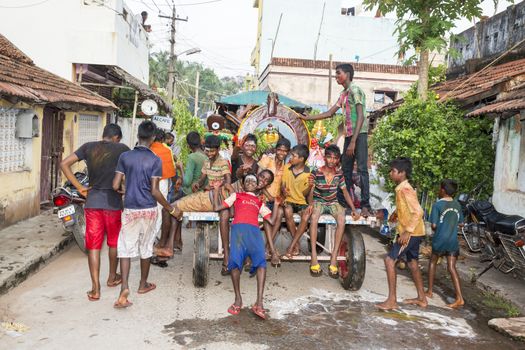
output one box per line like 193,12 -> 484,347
176,47 -> 201,58
168,47 -> 201,101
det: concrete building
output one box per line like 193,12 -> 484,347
259,57 -> 418,113
251,0 -> 408,76
445,0 -> 525,216
0,0 -> 149,84
0,0 -> 169,149
250,0 -> 429,112
0,34 -> 115,228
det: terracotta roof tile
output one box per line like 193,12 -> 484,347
371,58 -> 525,119
0,34 -> 116,109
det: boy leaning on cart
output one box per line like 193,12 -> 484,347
213,174 -> 280,320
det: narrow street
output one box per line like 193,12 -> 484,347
0,227 -> 521,349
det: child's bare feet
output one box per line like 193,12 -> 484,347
375,300 -> 399,310
107,274 -> 122,287
447,299 -> 464,309
425,290 -> 433,298
403,298 -> 428,308
114,289 -> 132,308
361,207 -> 372,217
86,289 -> 100,301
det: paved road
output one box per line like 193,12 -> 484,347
0,227 -> 521,349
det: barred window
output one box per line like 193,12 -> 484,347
0,108 -> 31,173
78,114 -> 102,147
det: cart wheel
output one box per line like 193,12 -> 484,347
192,223 -> 210,287
338,225 -> 366,291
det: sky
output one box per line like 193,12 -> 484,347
126,0 -> 515,78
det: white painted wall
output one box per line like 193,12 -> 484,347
492,114 -> 525,216
0,0 -> 149,83
254,0 -> 408,75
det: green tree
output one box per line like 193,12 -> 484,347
149,51 -> 243,115
371,93 -> 494,202
363,0 -> 484,100
172,99 -> 206,164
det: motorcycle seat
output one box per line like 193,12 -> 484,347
494,216 -> 525,236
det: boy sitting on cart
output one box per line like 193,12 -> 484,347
284,145 -> 359,277
167,135 -> 232,272
213,174 -> 281,319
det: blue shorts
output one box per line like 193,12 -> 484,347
388,236 -> 422,262
228,223 -> 267,274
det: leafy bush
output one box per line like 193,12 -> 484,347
173,99 -> 205,164
371,93 -> 494,201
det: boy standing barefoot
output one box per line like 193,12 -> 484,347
112,121 -> 176,308
426,179 -> 465,309
376,157 -> 427,310
213,174 -> 280,320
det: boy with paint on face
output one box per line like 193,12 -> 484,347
169,135 -> 232,272
213,174 -> 281,320
284,145 -> 360,277
426,179 -> 465,309
376,157 -> 427,311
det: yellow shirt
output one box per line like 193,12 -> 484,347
258,154 -> 285,199
281,163 -> 310,205
395,180 -> 425,236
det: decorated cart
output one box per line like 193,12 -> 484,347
188,92 -> 376,290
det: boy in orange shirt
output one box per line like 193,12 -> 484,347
376,157 -> 427,310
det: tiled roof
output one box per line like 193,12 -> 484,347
271,57 -> 419,75
370,57 -> 525,119
0,34 -> 116,109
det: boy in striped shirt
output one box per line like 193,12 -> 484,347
285,145 -> 359,277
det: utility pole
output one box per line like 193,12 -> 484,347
194,71 -> 200,117
159,3 -> 187,103
327,53 -> 333,107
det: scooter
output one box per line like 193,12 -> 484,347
52,172 -> 88,253
458,184 -> 525,279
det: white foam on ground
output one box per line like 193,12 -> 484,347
270,288 -> 477,339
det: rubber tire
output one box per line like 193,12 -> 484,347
341,226 -> 366,291
192,223 -> 210,287
71,204 -> 87,254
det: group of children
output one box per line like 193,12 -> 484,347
153,130 -> 466,318
63,119 -> 465,316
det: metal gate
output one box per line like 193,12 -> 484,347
40,107 -> 64,203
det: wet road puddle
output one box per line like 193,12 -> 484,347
164,289 -> 523,349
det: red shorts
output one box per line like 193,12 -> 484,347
84,209 -> 122,250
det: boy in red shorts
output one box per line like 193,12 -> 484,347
213,174 -> 280,319
60,124 -> 129,301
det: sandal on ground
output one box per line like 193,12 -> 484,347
86,291 -> 100,301
228,304 -> 242,315
113,300 -> 133,309
107,275 -> 122,287
310,264 -> 322,277
150,257 -> 168,268
221,264 -> 231,276
137,282 -> 156,294
328,265 -> 339,279
251,304 -> 267,320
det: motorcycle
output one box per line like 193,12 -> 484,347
52,172 -> 88,253
459,183 -> 525,279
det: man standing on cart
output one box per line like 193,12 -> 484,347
301,63 -> 372,217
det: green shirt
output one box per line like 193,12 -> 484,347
182,151 -> 207,195
336,83 -> 368,135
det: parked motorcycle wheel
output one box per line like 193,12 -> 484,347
71,204 -> 87,254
